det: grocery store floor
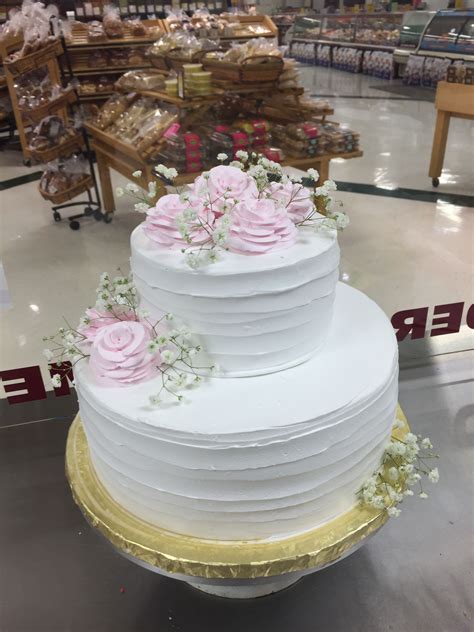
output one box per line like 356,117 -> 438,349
0,67 -> 473,632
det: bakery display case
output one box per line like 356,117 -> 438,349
291,13 -> 403,50
320,15 -> 355,44
418,10 -> 474,57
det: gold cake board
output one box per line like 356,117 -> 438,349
66,406 -> 409,598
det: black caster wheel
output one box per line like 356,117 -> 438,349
23,158 -> 31,167
69,220 -> 81,231
84,206 -> 94,216
94,209 -> 103,222
53,211 -> 62,222
432,177 -> 440,187
104,213 -> 113,224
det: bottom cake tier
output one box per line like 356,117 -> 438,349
75,282 -> 399,542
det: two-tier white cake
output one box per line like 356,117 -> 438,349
75,208 -> 398,541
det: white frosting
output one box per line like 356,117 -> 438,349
130,224 -> 340,377
76,283 -> 399,541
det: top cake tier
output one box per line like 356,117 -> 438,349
131,224 -> 340,377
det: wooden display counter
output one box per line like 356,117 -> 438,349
428,81 -> 474,187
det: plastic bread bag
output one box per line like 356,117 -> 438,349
63,154 -> 89,180
135,107 -> 178,154
103,4 -> 124,38
93,93 -> 134,130
40,159 -> 66,194
29,115 -> 75,151
126,18 -> 147,37
116,70 -> 165,92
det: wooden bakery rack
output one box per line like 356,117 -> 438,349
85,81 -> 361,213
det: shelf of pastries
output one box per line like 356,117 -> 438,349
162,12 -> 277,41
66,16 -> 165,50
85,92 -> 178,162
68,46 -> 152,75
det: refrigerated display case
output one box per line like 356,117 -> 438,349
290,13 -> 403,50
419,10 -> 474,56
395,10 -> 474,77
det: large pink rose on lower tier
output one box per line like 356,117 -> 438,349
267,181 -> 314,223
227,198 -> 297,255
192,166 -> 258,214
89,321 -> 160,387
78,307 -> 137,342
144,194 -> 213,249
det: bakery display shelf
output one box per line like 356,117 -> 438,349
29,131 -> 85,163
163,14 -> 277,40
67,20 -> 166,50
3,38 -> 63,76
202,55 -> 284,84
85,121 -> 162,163
20,87 -> 77,124
72,64 -> 152,76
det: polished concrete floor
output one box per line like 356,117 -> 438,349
0,67 -> 473,631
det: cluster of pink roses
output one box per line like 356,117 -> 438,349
79,308 -> 160,388
144,165 -> 315,256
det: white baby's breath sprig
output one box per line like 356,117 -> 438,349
359,423 -> 440,518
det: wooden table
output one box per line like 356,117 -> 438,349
428,81 -> 474,187
89,129 -> 362,213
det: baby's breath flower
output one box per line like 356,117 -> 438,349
116,187 -> 124,197
162,349 -> 177,365
134,202 -> 149,213
419,492 -> 429,499
43,348 -> 54,361
235,150 -> 248,161
388,467 -> 399,482
217,153 -> 228,162
125,182 -> 140,194
132,170 -> 142,178
51,374 -> 62,388
149,394 -> 161,406
306,168 -> 320,181
428,467 -> 439,483
421,437 -> 433,450
387,506 -> 401,518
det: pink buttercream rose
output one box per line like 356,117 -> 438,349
267,181 -> 314,223
78,307 -> 137,342
144,194 -> 214,249
193,166 -> 258,214
227,198 -> 297,255
89,321 -> 159,387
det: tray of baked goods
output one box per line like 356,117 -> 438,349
39,155 -> 93,204
4,37 -> 63,76
15,69 -> 78,122
86,93 -> 178,162
20,86 -> 77,123
67,13 -> 165,49
202,39 -> 284,84
163,12 -> 277,40
28,115 -> 85,163
68,47 -> 152,75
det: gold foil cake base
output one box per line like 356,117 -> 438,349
65,406 -> 409,581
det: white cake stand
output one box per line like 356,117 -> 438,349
66,408 -> 409,600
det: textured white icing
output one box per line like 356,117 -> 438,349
76,283 -> 399,541
130,224 -> 340,377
